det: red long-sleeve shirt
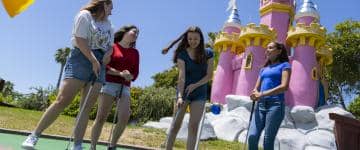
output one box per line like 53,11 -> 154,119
106,43 -> 139,87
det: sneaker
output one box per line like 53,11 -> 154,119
21,134 -> 39,149
71,143 -> 83,150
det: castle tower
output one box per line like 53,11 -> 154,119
232,0 -> 293,97
211,2 -> 244,104
234,23 -> 276,96
286,0 -> 327,107
259,0 -> 295,43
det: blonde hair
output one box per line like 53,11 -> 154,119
81,0 -> 112,20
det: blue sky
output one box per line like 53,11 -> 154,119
0,0 -> 359,103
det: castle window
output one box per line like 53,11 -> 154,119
311,67 -> 318,80
244,52 -> 253,70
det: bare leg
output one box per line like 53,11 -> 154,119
73,82 -> 102,144
109,93 -> 131,146
165,101 -> 189,150
187,100 -> 205,150
34,79 -> 85,135
90,93 -> 115,149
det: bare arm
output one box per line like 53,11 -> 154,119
106,67 -> 133,81
75,37 -> 97,63
107,67 -> 122,76
252,75 -> 262,93
75,37 -> 101,77
177,59 -> 186,99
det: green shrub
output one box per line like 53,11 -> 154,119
129,87 -> 143,121
0,93 -> 16,106
348,96 -> 360,119
131,86 -> 176,124
12,84 -> 176,124
48,90 -> 97,119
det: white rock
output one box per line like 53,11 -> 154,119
226,107 -> 251,123
280,106 -> 295,129
277,128 -> 307,150
291,106 -> 316,124
238,130 -> 280,150
166,113 -> 216,140
198,117 -> 217,140
222,104 -> 229,113
226,95 -> 253,111
304,145 -> 330,150
213,116 -> 247,141
206,112 -> 224,125
237,129 -> 248,144
306,129 -> 337,150
291,106 -> 317,133
316,104 -> 355,131
143,121 -> 170,130
159,117 -> 173,124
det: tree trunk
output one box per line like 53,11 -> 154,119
56,64 -> 64,89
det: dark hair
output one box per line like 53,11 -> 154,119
81,0 -> 112,20
114,25 -> 139,48
264,42 -> 289,67
162,26 -> 206,64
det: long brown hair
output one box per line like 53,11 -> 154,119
114,25 -> 139,48
162,26 -> 206,64
81,0 -> 112,20
264,42 -> 289,67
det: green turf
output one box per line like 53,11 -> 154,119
0,132 -> 132,150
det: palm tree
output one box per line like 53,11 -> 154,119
54,47 -> 71,89
3,80 -> 14,96
0,78 -> 5,92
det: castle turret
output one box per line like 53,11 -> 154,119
211,2 -> 244,104
234,23 -> 276,96
295,0 -> 320,25
286,0 -> 327,107
259,0 -> 295,43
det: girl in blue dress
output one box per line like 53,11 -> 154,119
162,26 -> 214,150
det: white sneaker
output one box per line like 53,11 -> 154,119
71,143 -> 83,150
21,134 -> 39,149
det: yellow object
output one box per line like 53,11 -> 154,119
238,23 -> 277,49
259,2 -> 295,20
286,23 -> 326,50
2,0 -> 34,17
316,46 -> 333,65
214,32 -> 244,55
186,105 -> 190,113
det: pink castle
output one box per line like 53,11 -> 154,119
211,0 -> 333,108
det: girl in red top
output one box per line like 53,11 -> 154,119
90,25 -> 139,149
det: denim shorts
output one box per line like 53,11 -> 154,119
176,87 -> 207,102
63,47 -> 105,83
101,82 -> 130,98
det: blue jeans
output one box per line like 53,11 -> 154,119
248,100 -> 285,150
